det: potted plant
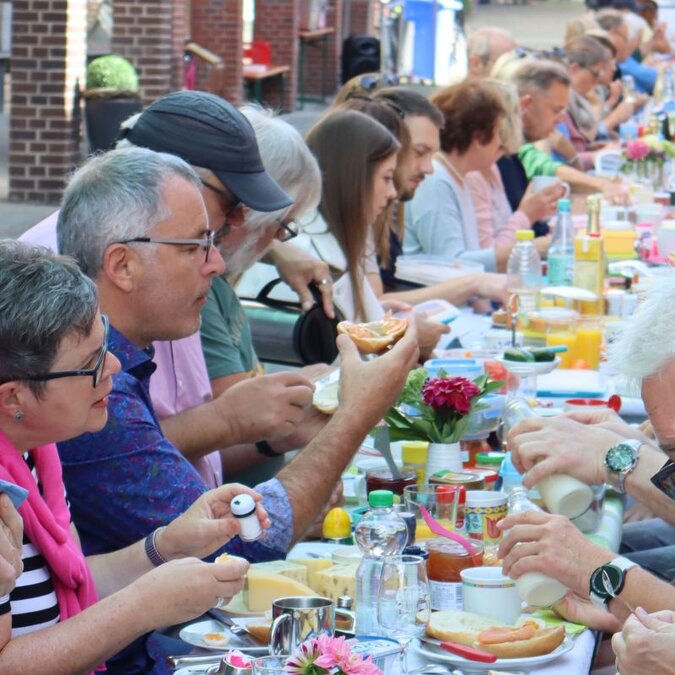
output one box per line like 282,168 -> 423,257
84,55 -> 142,153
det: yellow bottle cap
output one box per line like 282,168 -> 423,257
402,440 -> 429,464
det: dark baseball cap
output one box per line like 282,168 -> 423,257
119,90 -> 292,212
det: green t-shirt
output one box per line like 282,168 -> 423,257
201,276 -> 261,380
200,277 -> 282,487
518,143 -> 562,180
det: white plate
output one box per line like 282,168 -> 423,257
174,667 -> 213,675
287,541 -> 338,559
496,356 -> 561,376
416,635 -> 574,673
179,619 -> 233,650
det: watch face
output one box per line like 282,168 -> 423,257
606,444 -> 635,472
591,564 -> 623,600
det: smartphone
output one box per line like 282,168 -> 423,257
651,460 -> 675,500
0,479 -> 29,510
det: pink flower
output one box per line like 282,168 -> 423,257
422,376 -> 480,415
625,139 -> 650,161
314,634 -> 351,669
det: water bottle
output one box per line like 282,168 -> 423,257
502,397 -> 593,519
506,487 -> 568,607
354,490 -> 408,635
507,230 -> 542,315
547,198 -> 574,286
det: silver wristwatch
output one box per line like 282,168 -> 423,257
604,439 -> 641,494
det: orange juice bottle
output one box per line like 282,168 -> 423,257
576,316 -> 603,369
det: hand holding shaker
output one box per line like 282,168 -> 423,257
231,493 -> 263,541
502,398 -> 593,519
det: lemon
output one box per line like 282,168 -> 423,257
322,507 -> 352,539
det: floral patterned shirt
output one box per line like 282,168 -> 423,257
57,326 -> 293,561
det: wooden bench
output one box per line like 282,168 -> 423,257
243,64 -> 291,108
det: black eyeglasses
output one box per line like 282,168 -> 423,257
201,179 -> 243,239
24,315 -> 110,388
115,230 -> 217,263
651,459 -> 675,500
276,219 -> 299,243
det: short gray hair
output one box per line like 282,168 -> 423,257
609,277 -> 675,385
596,9 -> 625,33
57,147 -> 201,278
0,240 -> 98,396
239,105 -> 321,229
510,59 -> 570,95
468,26 -> 513,63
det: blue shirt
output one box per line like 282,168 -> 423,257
619,56 -> 657,95
57,326 -> 293,562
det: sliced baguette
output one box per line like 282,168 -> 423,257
426,610 -> 502,646
476,624 -> 565,658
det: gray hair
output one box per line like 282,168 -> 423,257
510,59 -> 570,95
57,147 -> 201,278
239,105 -> 321,229
596,9 -> 625,33
608,277 -> 675,385
566,35 -> 612,69
468,26 -> 514,63
0,240 -> 98,396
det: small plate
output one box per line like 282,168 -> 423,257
178,618 -> 266,651
416,635 -> 574,673
174,667 -> 213,675
496,356 -> 561,376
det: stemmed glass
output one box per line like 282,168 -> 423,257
377,554 -> 430,674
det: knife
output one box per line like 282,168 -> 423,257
440,640 -> 498,663
373,425 -> 401,480
206,608 -> 267,649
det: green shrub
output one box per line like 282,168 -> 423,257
86,55 -> 139,93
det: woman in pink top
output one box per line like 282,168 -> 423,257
466,80 -> 559,251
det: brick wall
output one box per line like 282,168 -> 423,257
112,0 -> 174,105
171,0 -> 189,91
253,0 -> 298,111
301,0 -> 342,99
9,0 -> 87,203
349,0 -> 376,36
191,0 -> 243,104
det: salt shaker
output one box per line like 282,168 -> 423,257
231,494 -> 262,541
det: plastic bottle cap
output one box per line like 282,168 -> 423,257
368,490 -> 394,507
475,451 -> 507,466
230,493 -> 256,518
516,230 -> 535,241
557,198 -> 571,212
402,441 -> 429,464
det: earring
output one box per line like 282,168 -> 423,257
13,410 -> 24,423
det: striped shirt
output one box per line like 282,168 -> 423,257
0,453 -> 61,636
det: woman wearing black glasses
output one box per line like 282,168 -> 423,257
0,240 -> 267,672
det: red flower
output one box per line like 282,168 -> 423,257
422,376 -> 480,415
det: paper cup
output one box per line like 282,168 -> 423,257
461,566 -> 522,625
465,490 -> 507,545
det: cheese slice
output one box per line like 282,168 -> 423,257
248,560 -> 309,586
288,558 -> 334,589
312,564 -> 358,606
245,571 -> 316,612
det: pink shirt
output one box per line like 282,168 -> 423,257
465,165 -> 530,248
150,335 -> 223,490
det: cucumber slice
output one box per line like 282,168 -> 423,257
504,347 -> 535,362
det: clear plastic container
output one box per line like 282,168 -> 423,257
547,198 -> 574,286
354,490 -> 408,636
507,230 -> 542,315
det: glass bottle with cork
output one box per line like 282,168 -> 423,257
574,194 -> 606,316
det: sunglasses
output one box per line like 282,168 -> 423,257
23,315 -> 110,388
358,73 -> 400,92
651,459 -> 675,500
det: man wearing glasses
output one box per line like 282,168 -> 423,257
56,146 -> 419,672
497,278 -> 675,631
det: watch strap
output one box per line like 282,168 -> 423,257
256,440 -> 282,457
144,526 -> 168,567
589,556 -> 637,608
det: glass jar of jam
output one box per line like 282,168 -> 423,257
426,539 -> 484,611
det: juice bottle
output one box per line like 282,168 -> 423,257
574,195 -> 606,316
576,316 -> 603,369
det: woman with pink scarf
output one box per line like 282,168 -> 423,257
0,241 -> 269,673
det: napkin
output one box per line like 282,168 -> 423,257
0,479 -> 29,509
531,608 -> 588,635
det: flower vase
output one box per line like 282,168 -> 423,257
426,441 -> 463,477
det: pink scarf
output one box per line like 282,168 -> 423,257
0,428 -> 98,620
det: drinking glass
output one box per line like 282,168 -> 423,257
377,554 -> 430,674
252,655 -> 288,674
